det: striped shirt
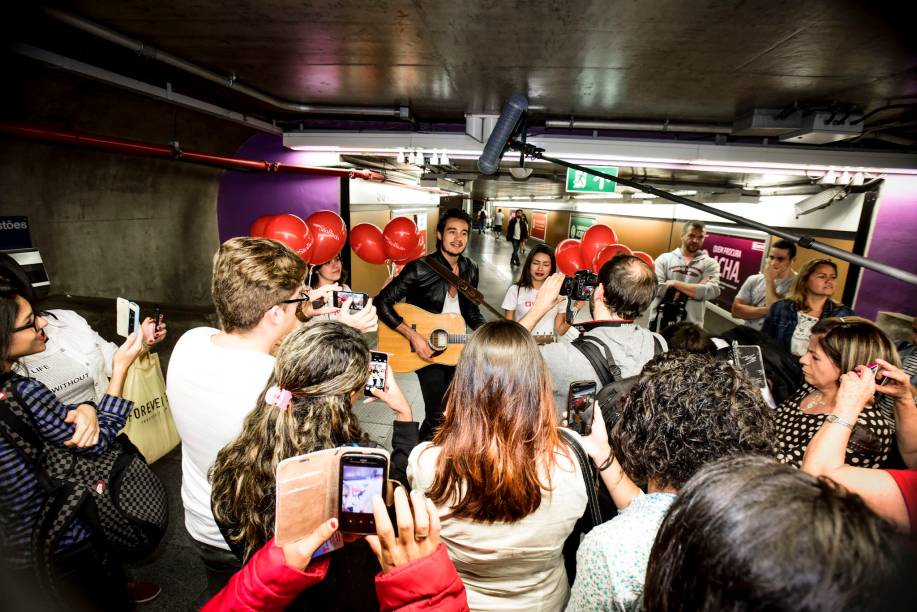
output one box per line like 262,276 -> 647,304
0,372 -> 131,568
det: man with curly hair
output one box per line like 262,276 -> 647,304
566,352 -> 775,612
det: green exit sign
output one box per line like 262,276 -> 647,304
565,166 -> 618,193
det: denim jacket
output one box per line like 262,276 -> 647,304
762,298 -> 854,353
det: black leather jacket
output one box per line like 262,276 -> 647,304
376,249 -> 485,331
506,217 -> 528,241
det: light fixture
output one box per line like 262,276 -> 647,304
839,170 -> 851,184
819,169 -> 837,185
851,172 -> 865,186
430,152 -> 440,165
396,150 -> 405,164
440,152 -> 451,165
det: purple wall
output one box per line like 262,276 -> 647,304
217,133 -> 341,240
855,175 -> 917,320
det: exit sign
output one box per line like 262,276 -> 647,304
565,166 -> 618,193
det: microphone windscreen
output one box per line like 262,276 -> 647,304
477,93 -> 528,175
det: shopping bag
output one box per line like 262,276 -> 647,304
120,352 -> 180,464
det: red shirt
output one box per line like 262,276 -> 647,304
886,469 -> 917,536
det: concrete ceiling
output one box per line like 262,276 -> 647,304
18,0 -> 917,134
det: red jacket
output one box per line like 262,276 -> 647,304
202,539 -> 468,612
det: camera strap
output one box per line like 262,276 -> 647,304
422,257 -> 504,319
571,319 -> 634,335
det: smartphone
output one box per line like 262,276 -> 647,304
154,304 -> 162,333
865,361 -> 889,386
365,351 -> 389,397
566,380 -> 597,436
332,290 -> 368,311
115,297 -> 140,338
339,452 -> 388,534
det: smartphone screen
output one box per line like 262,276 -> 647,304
365,351 -> 388,397
127,302 -> 140,336
339,454 -> 387,534
116,297 -> 140,338
333,291 -> 368,311
566,380 -> 597,436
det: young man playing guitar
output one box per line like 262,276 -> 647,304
376,208 -> 485,440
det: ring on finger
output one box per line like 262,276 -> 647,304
415,533 -> 428,541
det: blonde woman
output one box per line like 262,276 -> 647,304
762,259 -> 854,356
210,320 -> 418,611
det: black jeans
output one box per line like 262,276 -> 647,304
191,538 -> 243,607
416,363 -> 455,441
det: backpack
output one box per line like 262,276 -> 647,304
0,376 -> 168,594
571,332 -> 664,426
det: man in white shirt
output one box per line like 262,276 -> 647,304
653,220 -> 721,327
167,236 -> 375,601
731,239 -> 798,331
493,208 -> 505,239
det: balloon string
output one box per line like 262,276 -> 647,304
307,264 -> 315,288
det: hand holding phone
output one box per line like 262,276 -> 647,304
115,297 -> 140,338
333,290 -> 369,311
366,351 -> 389,397
865,361 -> 889,386
566,380 -> 597,436
339,452 -> 388,534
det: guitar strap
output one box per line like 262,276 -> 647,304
422,257 -> 504,319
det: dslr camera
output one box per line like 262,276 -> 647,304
560,269 -> 599,301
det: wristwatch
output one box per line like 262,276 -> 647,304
825,414 -> 855,430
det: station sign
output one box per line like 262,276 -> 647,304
565,167 -> 618,193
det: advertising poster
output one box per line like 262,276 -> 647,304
704,232 -> 766,311
569,215 -> 596,239
530,211 -> 548,240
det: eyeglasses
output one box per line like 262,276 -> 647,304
11,310 -> 45,333
279,290 -> 310,306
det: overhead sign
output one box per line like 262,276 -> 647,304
565,166 -> 618,193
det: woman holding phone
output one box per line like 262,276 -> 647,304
307,253 -> 352,321
209,320 -> 418,611
408,319 -> 587,610
502,245 -> 578,338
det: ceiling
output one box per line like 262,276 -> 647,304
5,1 -> 917,199
11,2 -> 917,131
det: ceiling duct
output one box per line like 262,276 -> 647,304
733,108 -> 863,144
545,118 -> 731,134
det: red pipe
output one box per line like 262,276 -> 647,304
0,123 -> 385,181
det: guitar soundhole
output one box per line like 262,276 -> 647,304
429,329 -> 448,351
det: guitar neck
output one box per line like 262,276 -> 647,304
441,333 -> 555,345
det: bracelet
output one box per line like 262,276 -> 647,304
825,414 -> 855,430
596,450 -> 615,472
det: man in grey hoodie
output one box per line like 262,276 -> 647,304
653,220 -> 721,327
518,254 -> 667,414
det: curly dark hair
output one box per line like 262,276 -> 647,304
611,352 -> 774,490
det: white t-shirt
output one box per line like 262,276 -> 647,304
735,272 -> 797,331
501,285 -> 566,337
166,327 -> 275,549
441,290 -> 462,315
16,309 -> 117,404
791,311 -> 819,357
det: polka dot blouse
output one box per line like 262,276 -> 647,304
775,384 -> 893,468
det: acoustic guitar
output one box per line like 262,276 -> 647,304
378,303 -> 555,372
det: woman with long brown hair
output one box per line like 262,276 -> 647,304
408,319 -> 587,610
762,258 -> 854,356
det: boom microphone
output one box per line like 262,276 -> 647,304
477,93 -> 528,175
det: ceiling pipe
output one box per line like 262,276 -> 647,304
545,118 -> 732,134
0,123 -> 385,180
42,6 -> 410,120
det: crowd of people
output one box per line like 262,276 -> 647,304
1,207 -> 915,611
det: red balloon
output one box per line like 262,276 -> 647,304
592,243 -> 633,272
383,217 -> 422,262
555,239 -> 585,277
350,223 -> 387,265
249,214 -> 275,237
632,250 -> 655,269
579,225 -> 619,270
295,227 -> 315,263
307,210 -> 348,265
394,239 -> 427,265
264,214 -> 312,253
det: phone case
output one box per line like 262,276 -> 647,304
274,446 -> 391,549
